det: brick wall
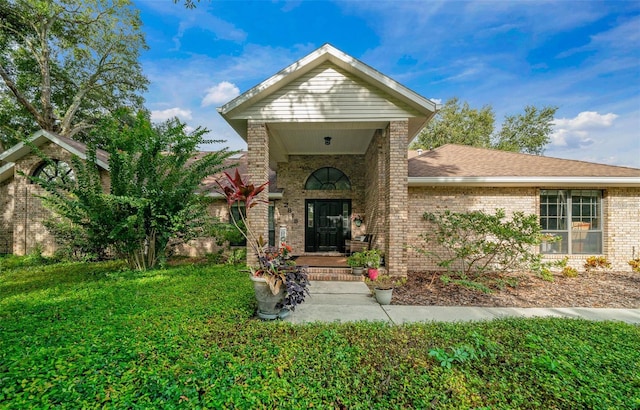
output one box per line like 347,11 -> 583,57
408,186 -> 538,271
605,187 -> 640,270
364,129 -> 386,253
276,154 -> 367,254
246,121 -> 270,266
0,180 -> 13,254
385,121 -> 409,276
407,186 -> 640,272
12,142 -> 78,255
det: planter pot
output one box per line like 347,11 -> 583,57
368,268 -> 379,281
374,288 -> 393,305
250,275 -> 290,320
352,266 -> 365,276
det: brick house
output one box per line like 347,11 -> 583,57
216,44 -> 640,273
2,44 -> 639,273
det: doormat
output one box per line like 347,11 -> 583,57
293,256 -> 348,268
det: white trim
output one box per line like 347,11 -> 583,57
408,176 -> 640,187
0,161 -> 15,183
218,44 -> 436,127
0,130 -> 109,170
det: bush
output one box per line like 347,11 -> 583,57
415,209 -> 561,291
584,256 -> 611,272
562,266 -> 579,277
29,112 -> 234,270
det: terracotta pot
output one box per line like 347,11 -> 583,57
250,275 -> 290,320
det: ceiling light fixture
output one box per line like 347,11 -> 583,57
324,136 -> 332,145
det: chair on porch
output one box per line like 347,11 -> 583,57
345,234 -> 371,255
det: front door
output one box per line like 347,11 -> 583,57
305,199 -> 351,252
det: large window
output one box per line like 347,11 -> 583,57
540,190 -> 602,254
304,167 -> 351,190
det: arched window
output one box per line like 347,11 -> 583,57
32,160 -> 75,185
305,167 -> 351,190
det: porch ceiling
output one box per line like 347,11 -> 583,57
268,121 -> 386,166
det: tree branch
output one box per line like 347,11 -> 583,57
0,63 -> 47,127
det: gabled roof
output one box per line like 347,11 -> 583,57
408,144 -> 640,187
0,130 -> 110,183
218,44 -> 437,141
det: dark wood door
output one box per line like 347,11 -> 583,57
305,200 -> 350,252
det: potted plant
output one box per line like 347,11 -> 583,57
362,249 -> 381,280
366,274 -> 407,305
216,170 -> 310,319
347,251 -> 366,276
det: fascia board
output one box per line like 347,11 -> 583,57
408,176 -> 640,187
42,131 -> 110,171
218,44 -> 437,119
0,130 -> 109,171
218,46 -> 333,116
0,162 -> 15,183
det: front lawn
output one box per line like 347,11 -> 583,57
1,258 -> 639,408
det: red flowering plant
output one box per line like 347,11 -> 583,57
215,170 -> 309,310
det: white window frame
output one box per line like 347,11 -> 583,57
540,189 -> 603,255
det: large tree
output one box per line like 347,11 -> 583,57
31,111 -> 234,270
0,0 -> 148,152
411,97 -> 558,155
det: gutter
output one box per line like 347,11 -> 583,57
408,176 -> 640,188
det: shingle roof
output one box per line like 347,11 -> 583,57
408,144 -> 640,178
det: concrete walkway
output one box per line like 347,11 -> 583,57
284,281 -> 640,324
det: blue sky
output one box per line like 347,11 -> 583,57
135,0 -> 640,168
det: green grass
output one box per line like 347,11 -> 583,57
1,257 -> 639,409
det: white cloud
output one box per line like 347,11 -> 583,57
551,111 -> 618,149
201,81 -> 240,107
553,111 -> 618,129
150,107 -> 193,122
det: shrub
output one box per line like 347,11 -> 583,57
628,258 -> 640,273
562,266 -> 579,277
584,256 -> 611,273
29,111 -> 233,270
415,209 -> 560,291
346,251 -> 365,267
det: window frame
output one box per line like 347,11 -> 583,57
32,159 -> 75,185
304,167 -> 351,190
540,189 -> 603,255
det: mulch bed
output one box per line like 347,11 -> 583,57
393,270 -> 640,308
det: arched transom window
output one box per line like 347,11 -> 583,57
305,167 -> 351,190
32,160 -> 75,185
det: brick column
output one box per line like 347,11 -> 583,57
385,121 -> 409,276
246,121 -> 270,266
